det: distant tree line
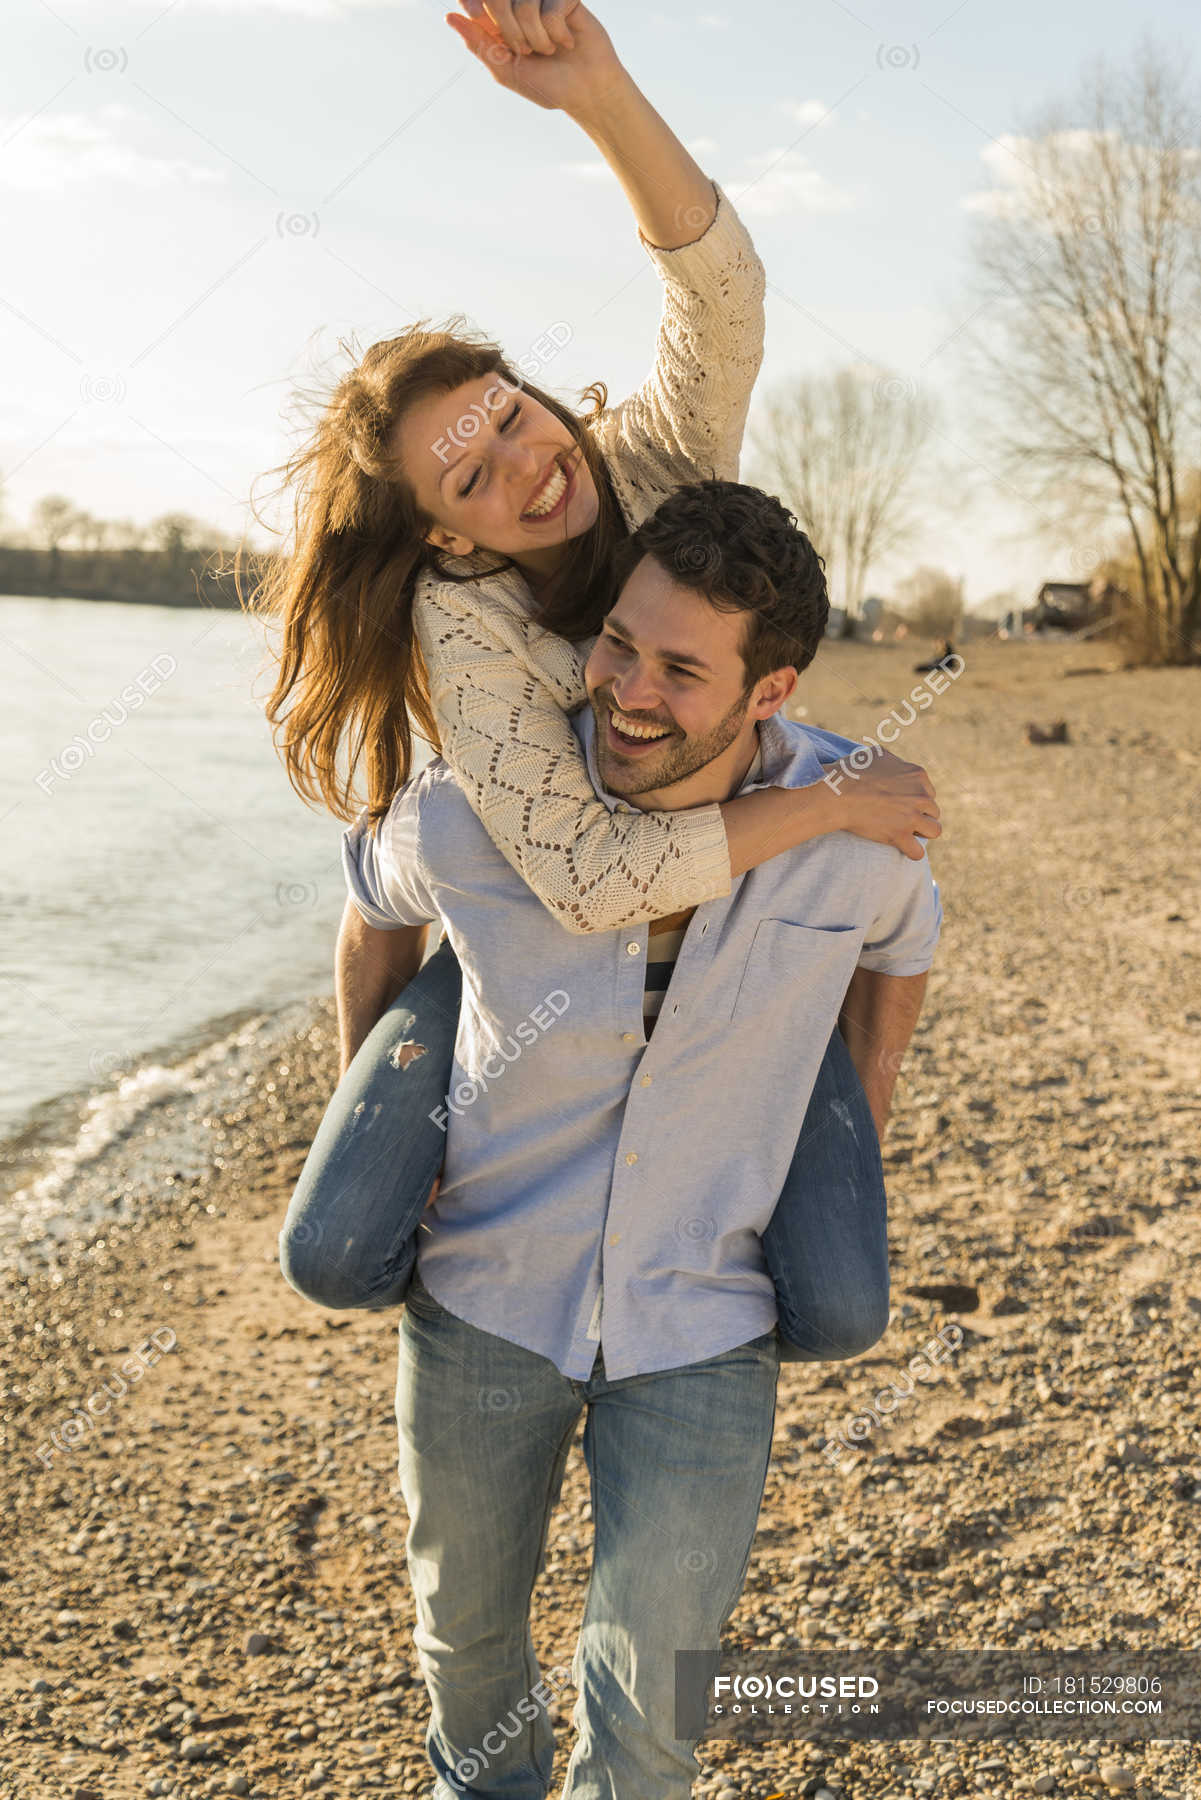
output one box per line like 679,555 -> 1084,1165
0,496 -> 248,608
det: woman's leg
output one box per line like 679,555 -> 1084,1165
278,937 -> 461,1311
762,1025 -> 891,1362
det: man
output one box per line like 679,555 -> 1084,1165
341,481 -> 941,1799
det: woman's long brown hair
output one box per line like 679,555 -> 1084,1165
245,319 -> 627,827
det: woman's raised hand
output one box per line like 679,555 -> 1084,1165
830,749 -> 942,862
445,1 -> 626,116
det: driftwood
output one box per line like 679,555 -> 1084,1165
913,640 -> 957,674
1025,720 -> 1070,745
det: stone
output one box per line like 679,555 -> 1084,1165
1097,1766 -> 1136,1792
1032,1778 -> 1056,1795
225,1778 -> 250,1796
904,1282 -> 979,1311
180,1736 -> 210,1761
243,1630 -> 273,1656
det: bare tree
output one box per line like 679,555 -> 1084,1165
965,43 -> 1201,663
30,494 -> 83,587
894,566 -> 965,640
30,494 -> 82,553
107,519 -> 148,553
73,512 -> 110,554
749,367 -> 937,622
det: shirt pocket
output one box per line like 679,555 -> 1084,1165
728,919 -> 866,1028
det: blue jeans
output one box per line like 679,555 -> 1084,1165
396,1269 -> 779,1799
279,938 -> 890,1361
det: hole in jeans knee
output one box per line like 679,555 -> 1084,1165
389,1040 -> 428,1071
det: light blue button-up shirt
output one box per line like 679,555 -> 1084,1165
342,710 -> 941,1380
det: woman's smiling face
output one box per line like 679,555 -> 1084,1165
392,375 -> 601,571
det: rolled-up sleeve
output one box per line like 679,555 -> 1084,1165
858,857 -> 942,976
340,780 -> 438,930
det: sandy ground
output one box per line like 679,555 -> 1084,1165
2,638 -> 1199,1800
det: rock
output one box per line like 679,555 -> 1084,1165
225,1778 -> 250,1796
1097,1766 -> 1136,1792
1032,1775 -> 1056,1793
304,1766 -> 328,1791
180,1735 -> 210,1761
243,1630 -> 273,1656
904,1282 -> 979,1312
938,1414 -> 988,1439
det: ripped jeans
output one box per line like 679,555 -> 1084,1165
279,937 -> 890,1361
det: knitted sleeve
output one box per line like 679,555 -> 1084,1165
413,569 -> 732,935
590,181 -> 766,511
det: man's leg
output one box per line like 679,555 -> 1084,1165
396,1272 -> 585,1800
561,1330 -> 780,1799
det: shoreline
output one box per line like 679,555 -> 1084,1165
0,994 -> 335,1297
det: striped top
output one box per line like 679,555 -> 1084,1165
644,905 -> 696,1035
643,745 -> 762,1036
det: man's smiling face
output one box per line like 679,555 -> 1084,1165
584,554 -> 792,801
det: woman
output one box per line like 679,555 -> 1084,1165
261,0 -> 940,1359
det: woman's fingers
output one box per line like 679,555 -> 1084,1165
538,0 -> 577,48
465,0 -> 576,56
509,0 -> 559,54
476,0 -> 538,55
445,10 -> 516,71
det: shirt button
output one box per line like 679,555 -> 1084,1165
625,1152 -> 638,1166
640,1073 -> 652,1086
622,1031 -> 638,1044
626,941 -> 641,956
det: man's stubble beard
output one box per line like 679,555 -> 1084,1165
592,688 -> 751,799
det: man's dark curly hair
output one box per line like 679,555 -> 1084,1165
612,479 -> 829,689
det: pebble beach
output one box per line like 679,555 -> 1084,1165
2,639 -> 1199,1800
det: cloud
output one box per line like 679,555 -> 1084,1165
726,148 -> 855,217
0,107 -> 225,191
788,99 -> 835,130
960,128 -> 1200,219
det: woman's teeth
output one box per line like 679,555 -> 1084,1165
610,707 -> 671,743
521,459 -> 568,519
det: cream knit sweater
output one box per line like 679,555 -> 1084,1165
412,184 -> 766,934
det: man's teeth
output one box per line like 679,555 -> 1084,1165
522,461 -> 568,519
609,707 -> 670,742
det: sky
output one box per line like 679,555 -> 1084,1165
2,0 -> 1196,609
